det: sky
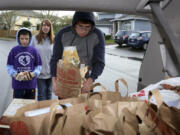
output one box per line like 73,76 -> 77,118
0,10 -> 97,18
54,11 -> 75,17
34,10 -> 97,17
33,10 -> 75,17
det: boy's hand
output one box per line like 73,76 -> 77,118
14,72 -> 35,81
26,72 -> 35,80
14,72 -> 24,81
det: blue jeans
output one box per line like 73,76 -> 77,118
37,78 -> 52,101
14,89 -> 36,99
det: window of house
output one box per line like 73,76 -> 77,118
121,21 -> 131,30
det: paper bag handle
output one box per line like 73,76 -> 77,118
148,89 -> 163,108
87,83 -> 107,100
115,78 -> 129,95
89,82 -> 107,91
146,89 -> 164,130
48,102 -> 67,135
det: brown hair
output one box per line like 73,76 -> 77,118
36,19 -> 54,44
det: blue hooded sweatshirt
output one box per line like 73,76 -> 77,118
50,11 -> 105,81
7,28 -> 42,89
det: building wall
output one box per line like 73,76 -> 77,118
134,20 -> 151,31
97,26 -> 112,35
121,21 -> 132,30
98,13 -> 115,20
12,16 -> 40,31
113,19 -> 152,36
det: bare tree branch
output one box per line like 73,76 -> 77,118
0,10 -> 17,36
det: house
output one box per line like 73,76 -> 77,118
95,12 -> 116,36
12,10 -> 41,31
96,13 -> 151,37
112,14 -> 152,36
0,10 -> 41,37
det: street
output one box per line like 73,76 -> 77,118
0,39 -> 144,116
95,45 -> 144,95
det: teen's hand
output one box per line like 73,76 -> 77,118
81,77 -> 93,93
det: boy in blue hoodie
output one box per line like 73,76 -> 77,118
7,28 -> 42,99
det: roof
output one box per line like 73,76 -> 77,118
132,31 -> 151,33
95,18 -> 113,25
15,10 -> 40,17
112,15 -> 150,21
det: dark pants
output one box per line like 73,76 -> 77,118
14,89 -> 36,99
37,78 -> 52,101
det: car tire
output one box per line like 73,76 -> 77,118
118,43 -> 122,47
143,43 -> 148,50
132,46 -> 136,49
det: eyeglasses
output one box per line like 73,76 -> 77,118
75,24 -> 92,31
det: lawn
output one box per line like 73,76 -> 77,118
105,39 -> 115,45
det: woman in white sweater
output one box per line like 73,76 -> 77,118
32,19 -> 54,101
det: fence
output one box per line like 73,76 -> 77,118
0,30 -> 38,38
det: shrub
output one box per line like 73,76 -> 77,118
36,24 -> 40,30
105,35 -> 112,40
22,21 -> 32,28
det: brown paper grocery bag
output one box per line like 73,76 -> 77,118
114,108 -> 140,135
86,79 -> 138,112
41,101 -> 87,135
40,88 -> 109,135
80,79 -> 143,134
40,92 -> 97,135
83,99 -> 146,134
61,103 -> 87,135
141,90 -> 180,135
8,100 -> 59,135
150,90 -> 180,131
114,107 -> 156,135
90,78 -> 138,103
56,61 -> 87,99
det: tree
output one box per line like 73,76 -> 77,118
59,16 -> 72,27
53,16 -> 72,34
36,24 -> 40,30
22,21 -> 32,28
0,10 -> 17,36
35,10 -> 72,34
36,10 -> 59,25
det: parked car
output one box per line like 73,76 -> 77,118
114,30 -> 132,47
128,31 -> 151,50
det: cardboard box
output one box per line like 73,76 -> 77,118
0,98 -> 35,129
3,98 -> 36,117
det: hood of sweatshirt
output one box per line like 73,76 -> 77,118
72,11 -> 95,26
16,27 -> 33,46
